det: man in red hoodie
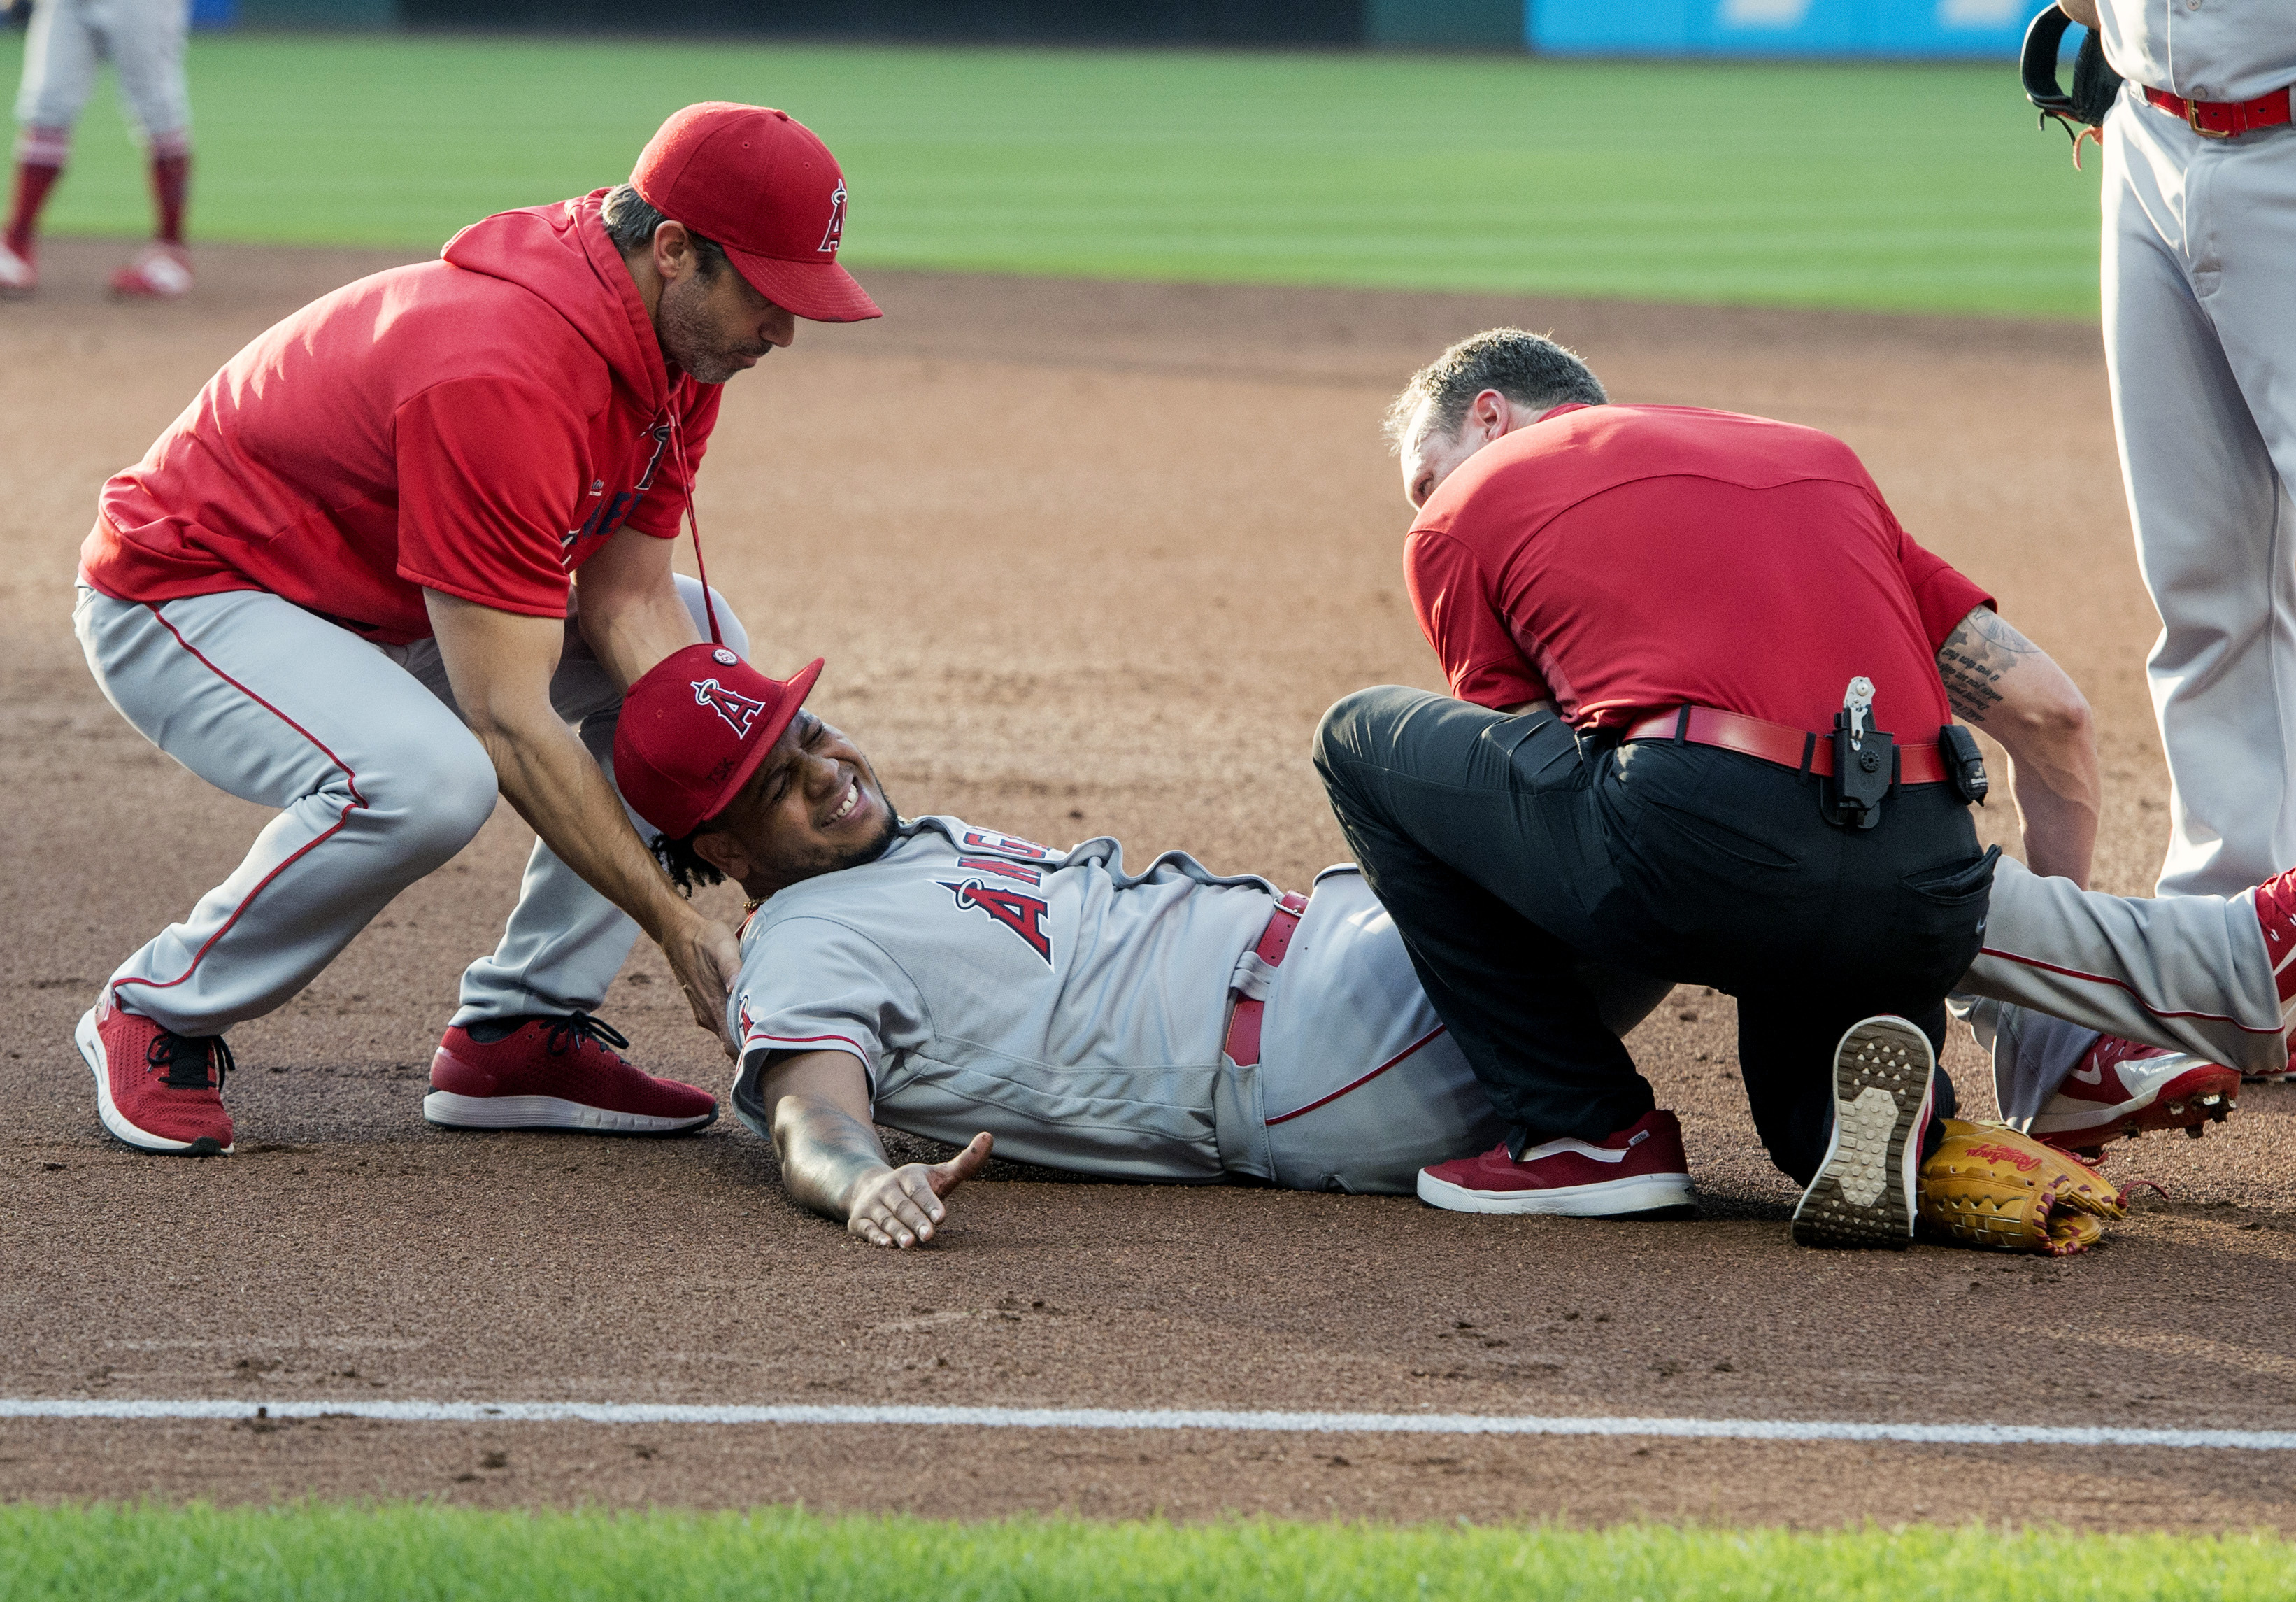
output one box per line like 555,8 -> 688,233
69,102 -> 880,1157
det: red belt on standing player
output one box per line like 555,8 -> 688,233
1222,891 -> 1309,1068
2141,84 -> 2293,139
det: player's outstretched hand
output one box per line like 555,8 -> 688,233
847,1132 -> 994,1249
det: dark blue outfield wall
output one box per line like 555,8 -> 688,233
201,0 -> 2041,55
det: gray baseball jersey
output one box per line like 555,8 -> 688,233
728,816 -> 1506,1192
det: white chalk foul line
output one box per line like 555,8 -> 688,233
3,1398 -> 2293,1451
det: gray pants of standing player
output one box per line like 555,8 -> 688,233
2103,88 -> 2296,899
71,576 -> 744,1039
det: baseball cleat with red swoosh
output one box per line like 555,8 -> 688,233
2031,1033 -> 2237,1158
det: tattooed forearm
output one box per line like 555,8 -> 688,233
1934,606 -> 2039,725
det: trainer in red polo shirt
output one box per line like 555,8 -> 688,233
1404,402 -> 1990,739
1312,327 -> 2102,1252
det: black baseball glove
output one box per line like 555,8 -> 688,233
2022,4 -> 2122,155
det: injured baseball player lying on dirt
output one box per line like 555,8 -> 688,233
606,647 -> 2295,1253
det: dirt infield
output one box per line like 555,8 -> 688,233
4,237 -> 2294,1530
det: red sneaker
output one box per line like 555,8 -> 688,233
1792,1015 -> 1934,1250
75,989 -> 235,1155
2030,1034 -> 2238,1156
1416,1110 -> 1694,1217
2249,865 -> 2296,1082
425,1012 -> 717,1135
108,243 -> 191,299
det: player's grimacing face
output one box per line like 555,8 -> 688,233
706,710 -> 898,893
656,261 -> 797,385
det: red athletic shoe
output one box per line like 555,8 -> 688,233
75,988 -> 235,1155
2250,865 -> 2296,1082
2030,1034 -> 2238,1156
108,243 -> 191,299
1792,1015 -> 1934,1249
425,1012 -> 717,1135
1416,1109 -> 1694,1217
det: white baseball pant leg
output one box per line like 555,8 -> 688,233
78,575 -> 744,1038
107,0 -> 190,150
14,0 -> 103,132
2102,89 -> 2296,899
74,585 -> 501,1038
1956,856 -> 2288,1125
395,574 -> 744,1028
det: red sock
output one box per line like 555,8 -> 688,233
151,150 -> 189,246
6,160 -> 62,257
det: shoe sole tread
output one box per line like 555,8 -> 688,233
1793,1016 -> 1929,1250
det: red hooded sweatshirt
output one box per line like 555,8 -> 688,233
79,190 -> 722,646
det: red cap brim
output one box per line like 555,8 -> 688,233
694,656 -> 825,826
727,249 -> 882,323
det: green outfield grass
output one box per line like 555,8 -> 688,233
0,34 -> 2103,317
0,1505 -> 2290,1600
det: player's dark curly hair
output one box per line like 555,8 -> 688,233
601,183 -> 732,278
1384,327 -> 1607,449
650,827 -> 728,898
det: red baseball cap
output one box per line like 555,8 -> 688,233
615,644 -> 825,839
631,102 -> 880,324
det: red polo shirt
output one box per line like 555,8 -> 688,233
79,190 -> 720,646
1404,404 -> 1990,737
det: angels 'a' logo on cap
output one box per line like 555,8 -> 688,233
692,677 -> 767,738
818,180 -> 847,255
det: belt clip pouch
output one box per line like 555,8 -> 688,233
1823,675 -> 1893,830
1939,723 -> 1989,806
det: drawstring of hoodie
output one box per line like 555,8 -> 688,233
666,404 -> 723,647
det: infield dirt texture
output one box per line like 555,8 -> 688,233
3,34 -> 2293,1564
5,232 -> 2295,1531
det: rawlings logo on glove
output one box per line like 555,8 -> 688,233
1918,1119 -> 2125,1256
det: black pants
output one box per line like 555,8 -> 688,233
1312,688 -> 1994,1186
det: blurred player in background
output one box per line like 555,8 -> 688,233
1,0 -> 194,297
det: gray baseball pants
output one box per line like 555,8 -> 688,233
72,576 -> 744,1040
2103,89 -> 2296,899
15,0 -> 190,147
1960,854 -> 2287,1125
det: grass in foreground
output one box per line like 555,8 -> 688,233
1,1505 -> 2290,1601
1,35 -> 2102,317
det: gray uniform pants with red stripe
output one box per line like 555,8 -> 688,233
1960,857 -> 2288,1123
71,577 -> 744,1040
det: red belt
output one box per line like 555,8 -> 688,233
1622,704 -> 1949,785
1223,891 -> 1308,1068
2144,84 -> 2293,139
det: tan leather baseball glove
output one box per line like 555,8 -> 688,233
1918,1118 -> 2125,1256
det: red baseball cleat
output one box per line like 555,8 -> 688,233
425,1012 -> 717,1135
108,243 -> 191,299
1792,1015 -> 1934,1249
75,988 -> 235,1155
1416,1109 -> 1694,1217
2030,1034 -> 2238,1156
2249,865 -> 2296,1082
